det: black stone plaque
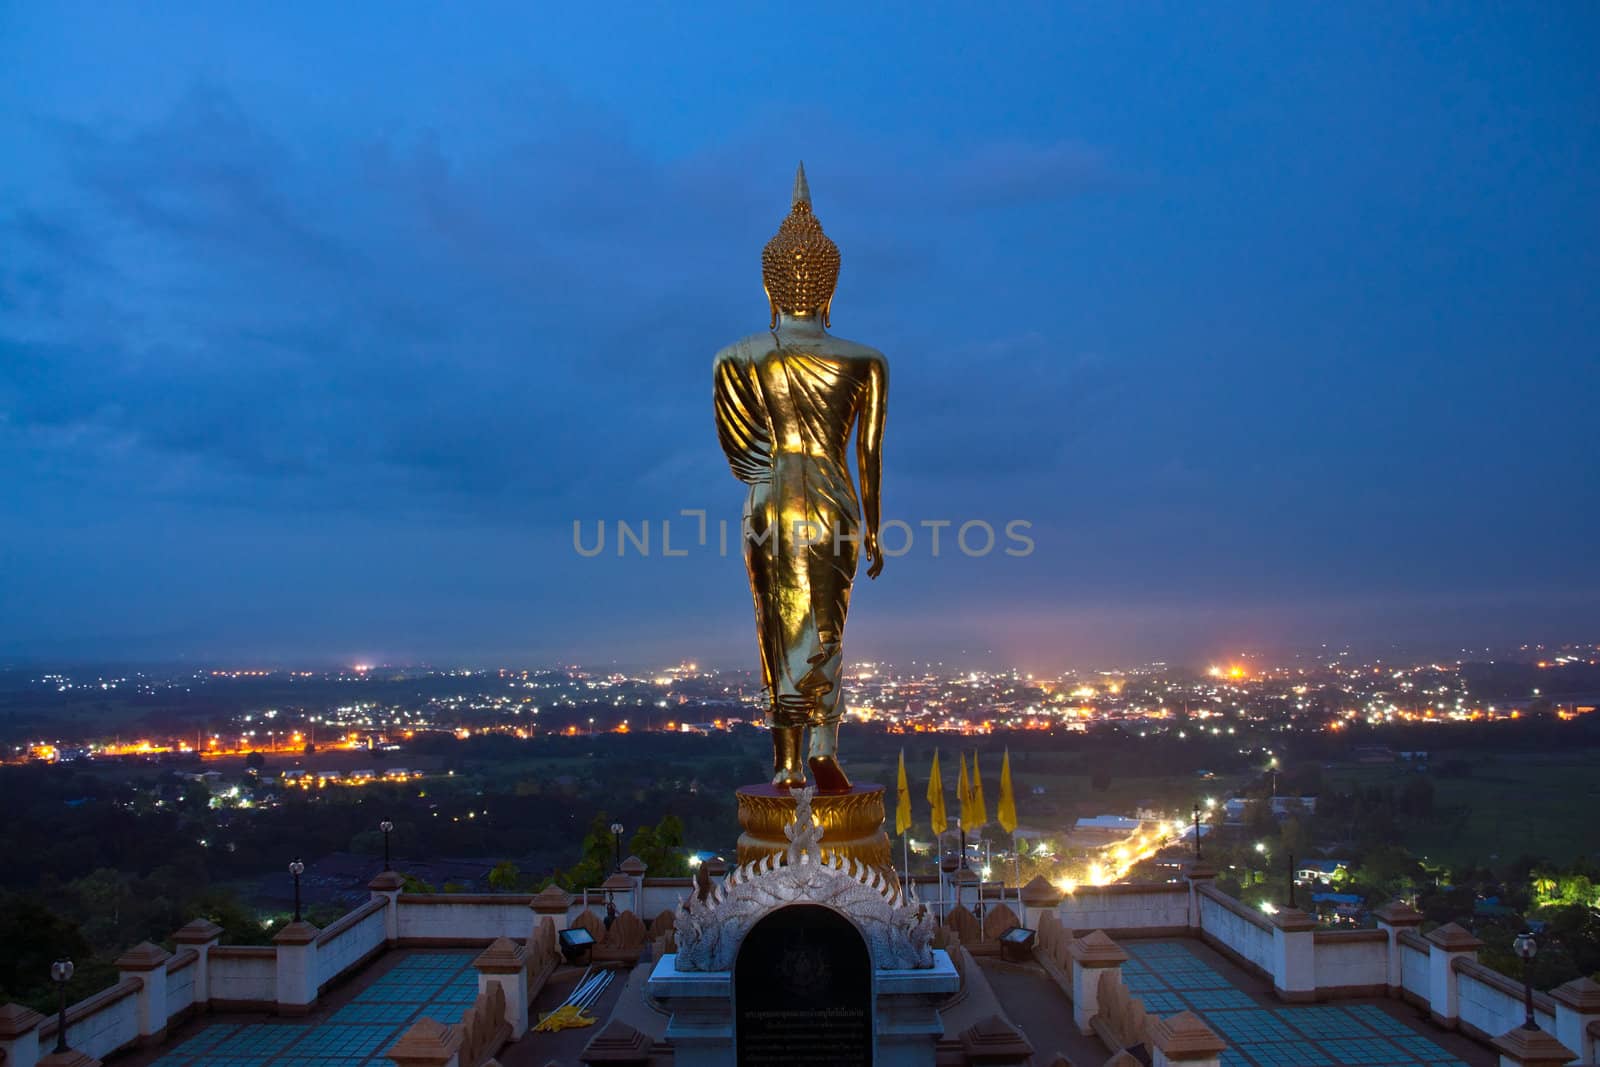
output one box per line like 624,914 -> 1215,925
735,903 -> 872,1066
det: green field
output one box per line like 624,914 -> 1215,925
1326,751 -> 1600,868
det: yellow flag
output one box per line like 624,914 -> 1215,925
926,750 -> 946,834
956,752 -> 970,828
998,748 -> 1017,833
970,752 -> 988,828
895,749 -> 912,835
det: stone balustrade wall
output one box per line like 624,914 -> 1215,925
1057,882 -> 1190,935
1311,929 -> 1388,995
1028,875 -> 1598,1065
8,875 -> 1589,1067
395,894 -> 536,943
639,877 -> 692,915
36,978 -> 141,1061
1195,884 -> 1275,977
1399,933 -> 1430,1002
316,898 -> 388,987
1453,958 -> 1557,1041
208,947 -> 277,1008
166,949 -> 199,1018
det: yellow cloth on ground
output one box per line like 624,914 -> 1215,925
534,1004 -> 598,1031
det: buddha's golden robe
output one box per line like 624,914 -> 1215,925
714,322 -> 887,730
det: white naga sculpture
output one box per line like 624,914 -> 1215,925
673,787 -> 936,972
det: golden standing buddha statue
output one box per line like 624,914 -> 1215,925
713,163 -> 888,794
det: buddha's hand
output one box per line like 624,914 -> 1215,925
865,529 -> 885,579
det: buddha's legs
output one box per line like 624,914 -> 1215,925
800,535 -> 854,792
745,487 -> 807,787
744,468 -> 858,790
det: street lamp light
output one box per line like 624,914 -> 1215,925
289,858 -> 306,923
1513,931 -> 1538,1030
379,820 -> 395,871
610,822 -> 624,872
50,958 -> 73,1053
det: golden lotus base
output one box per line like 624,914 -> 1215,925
735,782 -> 892,870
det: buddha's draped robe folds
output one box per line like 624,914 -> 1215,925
714,341 -> 879,729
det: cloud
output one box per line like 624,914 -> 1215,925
1,83 -> 1120,529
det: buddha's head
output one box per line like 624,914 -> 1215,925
762,162 -> 840,329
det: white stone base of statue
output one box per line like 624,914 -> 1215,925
645,788 -> 959,1066
646,950 -> 958,1067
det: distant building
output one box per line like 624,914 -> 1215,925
1311,891 -> 1365,921
1296,858 -> 1349,883
1270,795 -> 1317,817
1074,815 -> 1141,833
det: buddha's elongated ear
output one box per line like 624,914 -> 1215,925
821,293 -> 833,329
765,285 -> 779,329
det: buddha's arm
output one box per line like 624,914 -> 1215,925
713,354 -> 771,484
857,355 -> 888,579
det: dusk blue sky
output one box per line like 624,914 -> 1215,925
2,4 -> 1596,670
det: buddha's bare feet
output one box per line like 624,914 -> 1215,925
771,726 -> 806,788
806,720 -> 851,792
807,754 -> 852,793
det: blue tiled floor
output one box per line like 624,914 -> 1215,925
1122,942 -> 1473,1067
150,953 -> 477,1067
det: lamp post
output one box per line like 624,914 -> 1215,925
610,821 -> 624,872
1192,803 -> 1203,860
1287,851 -> 1296,908
956,816 -> 967,870
1513,931 -> 1538,1030
50,958 -> 73,1053
379,820 -> 394,871
289,858 -> 305,923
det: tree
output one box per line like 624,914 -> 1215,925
399,872 -> 435,893
628,815 -> 690,878
488,861 -> 521,891
1352,844 -> 1424,899
0,891 -> 95,1010
1277,817 -> 1310,858
979,824 -> 1012,849
1245,800 -> 1277,839
190,888 -> 269,945
245,752 -> 266,772
552,812 -> 619,891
